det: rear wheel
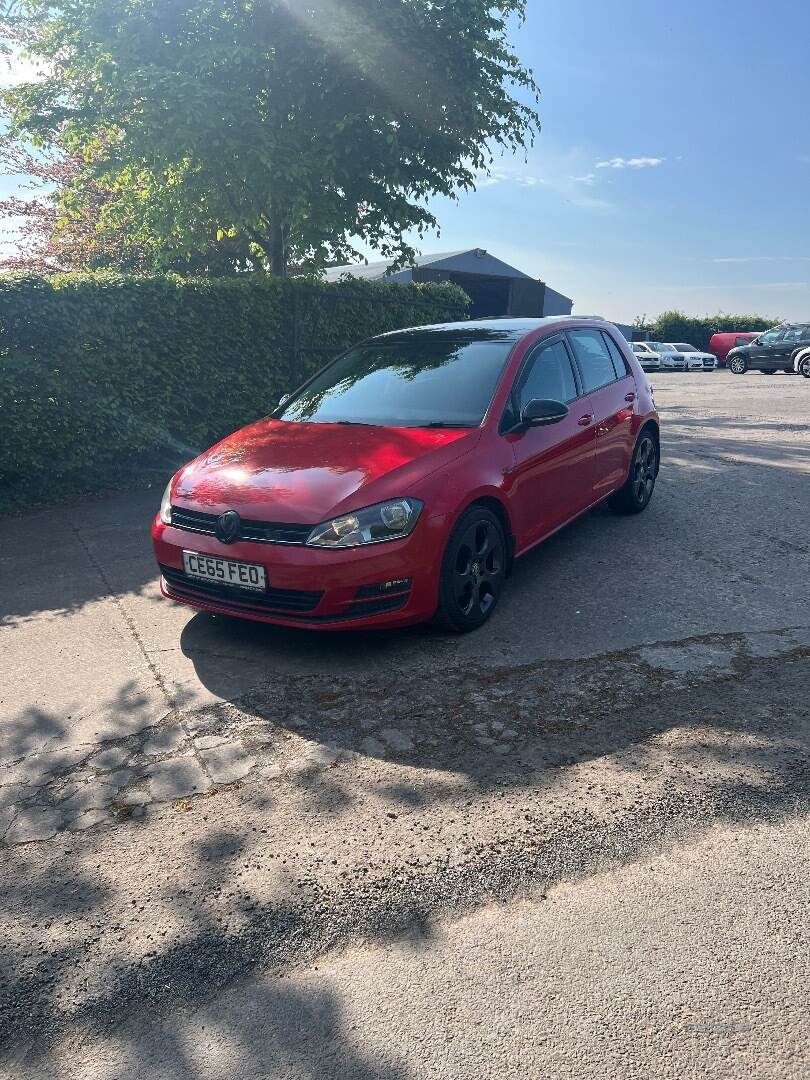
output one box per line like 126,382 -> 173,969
609,430 -> 659,515
729,356 -> 748,375
434,507 -> 507,633
800,356 -> 810,378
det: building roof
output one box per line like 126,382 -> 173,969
323,249 -> 536,282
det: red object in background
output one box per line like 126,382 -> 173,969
153,318 -> 659,632
709,332 -> 761,366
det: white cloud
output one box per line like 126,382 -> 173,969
474,166 -> 545,190
476,168 -> 510,188
713,256 -> 810,264
596,156 -> 665,170
470,150 -> 615,213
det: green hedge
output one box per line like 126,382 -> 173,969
0,273 -> 468,508
645,310 -> 780,353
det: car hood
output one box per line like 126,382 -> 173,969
173,419 -> 479,523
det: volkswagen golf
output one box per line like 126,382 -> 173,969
153,318 -> 660,633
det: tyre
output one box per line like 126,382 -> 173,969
728,355 -> 748,374
800,355 -> 810,379
609,430 -> 659,515
434,506 -> 507,633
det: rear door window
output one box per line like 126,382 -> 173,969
602,332 -> 630,378
782,326 -> 807,344
567,329 -> 618,392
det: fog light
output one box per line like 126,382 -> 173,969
356,578 -> 412,600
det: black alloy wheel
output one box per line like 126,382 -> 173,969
435,507 -> 507,633
609,431 -> 659,515
799,356 -> 810,379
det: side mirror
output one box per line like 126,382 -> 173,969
520,398 -> 569,427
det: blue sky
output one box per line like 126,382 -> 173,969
418,0 -> 810,322
2,0 -> 809,322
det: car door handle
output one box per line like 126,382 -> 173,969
577,413 -> 594,427
624,392 -> 636,403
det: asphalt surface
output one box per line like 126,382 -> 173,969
1,371 -> 809,1078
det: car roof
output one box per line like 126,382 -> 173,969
373,316 -> 623,343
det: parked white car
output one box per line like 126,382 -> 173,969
630,342 -> 662,371
647,343 -> 687,370
666,343 -> 718,371
793,346 -> 810,378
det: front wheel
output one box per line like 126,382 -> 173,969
434,507 -> 507,633
609,431 -> 659,515
728,356 -> 748,375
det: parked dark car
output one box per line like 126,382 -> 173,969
709,332 -> 761,367
727,323 -> 810,374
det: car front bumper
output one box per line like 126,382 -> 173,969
152,513 -> 447,630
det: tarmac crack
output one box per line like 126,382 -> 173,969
65,519 -> 176,710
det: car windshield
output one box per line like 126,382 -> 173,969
276,330 -> 516,428
648,342 -> 677,353
673,343 -> 698,351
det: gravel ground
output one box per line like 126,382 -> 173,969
1,371 -> 809,1078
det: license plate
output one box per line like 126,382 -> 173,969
182,551 -> 267,592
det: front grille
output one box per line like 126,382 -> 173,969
160,565 -> 323,613
170,506 -> 312,545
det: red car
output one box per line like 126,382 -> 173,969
153,318 -> 660,633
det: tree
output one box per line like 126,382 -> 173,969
639,310 -> 780,352
1,0 -> 540,275
0,144 -> 263,273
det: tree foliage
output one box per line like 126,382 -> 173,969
1,0 -> 540,274
639,310 -> 781,352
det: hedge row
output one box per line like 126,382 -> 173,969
0,273 -> 469,506
645,310 -> 779,353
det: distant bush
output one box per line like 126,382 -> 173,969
0,273 -> 469,509
641,310 -> 780,352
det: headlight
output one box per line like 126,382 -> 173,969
306,498 -> 423,549
159,478 -> 174,525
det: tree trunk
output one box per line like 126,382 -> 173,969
270,213 -> 287,277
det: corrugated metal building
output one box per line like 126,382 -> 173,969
324,249 -> 573,320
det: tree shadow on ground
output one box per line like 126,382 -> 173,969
2,415 -> 810,1074
2,652 -> 808,1074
